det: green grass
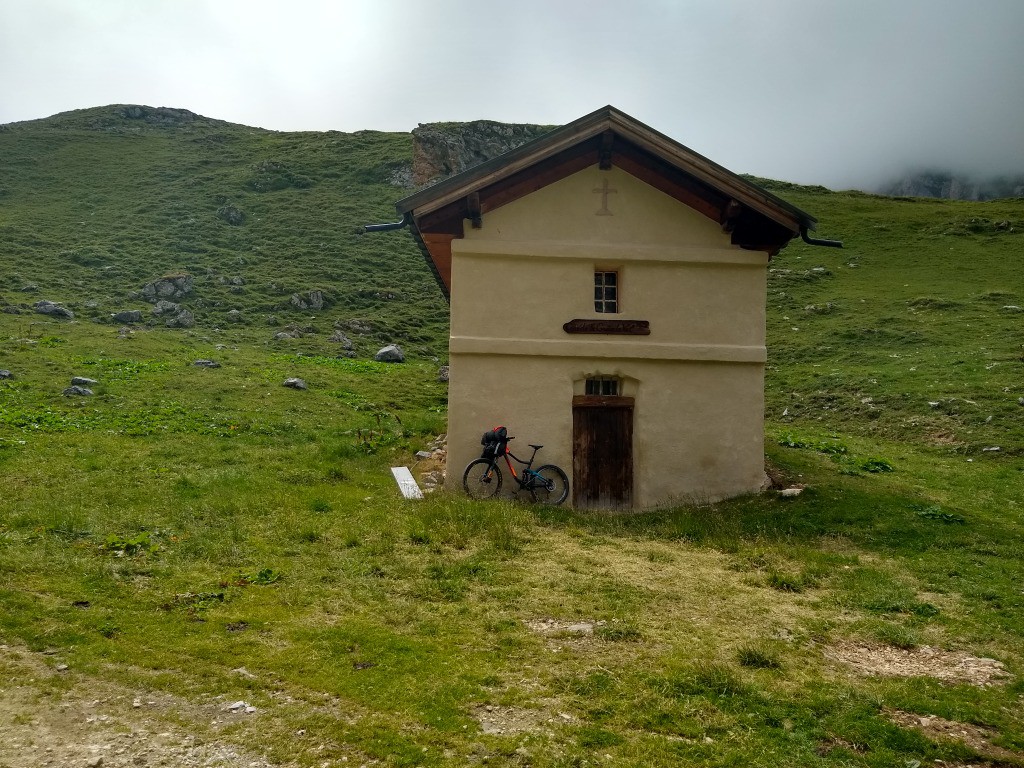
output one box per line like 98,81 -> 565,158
1,107 -> 1023,766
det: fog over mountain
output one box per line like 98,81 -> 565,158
2,0 -> 1022,191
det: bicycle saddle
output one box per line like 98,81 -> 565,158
529,443 -> 543,450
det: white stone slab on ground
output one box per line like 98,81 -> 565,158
391,466 -> 424,499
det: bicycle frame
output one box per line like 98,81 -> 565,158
492,446 -> 545,490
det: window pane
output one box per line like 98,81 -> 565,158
604,287 -> 616,300
604,272 -> 616,286
594,287 -> 603,300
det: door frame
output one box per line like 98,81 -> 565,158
571,394 -> 635,509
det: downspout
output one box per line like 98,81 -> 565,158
800,226 -> 843,248
354,212 -> 412,235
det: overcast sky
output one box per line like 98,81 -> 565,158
2,0 -> 1022,190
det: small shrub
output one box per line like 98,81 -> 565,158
101,531 -> 158,557
309,498 -> 332,513
736,644 -> 782,669
766,571 -> 807,593
595,624 -> 643,642
874,623 -> 921,650
860,457 -> 894,473
234,567 -> 282,585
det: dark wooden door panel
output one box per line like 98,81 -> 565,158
572,403 -> 633,509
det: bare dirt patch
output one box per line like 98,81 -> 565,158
887,709 -> 1022,762
825,642 -> 1010,686
523,618 -> 606,637
470,703 -> 573,736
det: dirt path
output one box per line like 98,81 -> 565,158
0,644 -> 279,768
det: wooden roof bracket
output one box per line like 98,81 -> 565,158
599,130 -> 614,170
720,199 -> 743,233
467,192 -> 482,229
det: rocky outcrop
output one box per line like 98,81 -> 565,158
290,290 -> 325,311
142,274 -> 194,301
881,171 -> 1024,201
411,120 -> 553,186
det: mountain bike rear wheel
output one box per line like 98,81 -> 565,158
529,464 -> 569,505
462,459 -> 502,500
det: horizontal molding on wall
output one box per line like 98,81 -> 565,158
450,335 -> 766,363
454,239 -> 767,266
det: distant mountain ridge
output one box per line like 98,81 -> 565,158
880,170 -> 1024,201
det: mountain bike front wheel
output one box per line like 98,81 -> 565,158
463,459 -> 502,500
529,464 -> 569,505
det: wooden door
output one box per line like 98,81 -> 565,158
572,395 -> 634,509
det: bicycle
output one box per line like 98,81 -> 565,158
462,436 -> 569,505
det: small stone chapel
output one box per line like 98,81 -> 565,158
386,106 -> 830,509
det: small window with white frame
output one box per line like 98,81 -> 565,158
594,270 -> 618,313
585,376 -> 620,396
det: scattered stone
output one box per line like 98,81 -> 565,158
328,329 -> 354,349
116,326 -> 133,339
231,667 -> 257,679
1000,305 -> 1022,312
0,370 -> 12,380
165,309 -> 195,329
928,401 -> 941,408
375,344 -> 404,363
438,365 -> 450,383
111,309 -> 142,323
981,446 -> 1001,452
780,487 -> 803,498
344,318 -> 374,335
216,204 -> 245,226
151,299 -> 180,316
1018,397 -> 1024,406
226,309 -> 244,323
415,451 -> 432,460
63,386 -> 93,397
21,282 -> 39,292
55,663 -> 69,672
132,698 -> 142,708
273,331 -> 296,341
193,360 -> 221,368
86,756 -> 104,768
225,700 -> 249,712
71,377 -> 98,386
141,274 -> 193,302
283,378 -> 307,390
34,300 -> 74,319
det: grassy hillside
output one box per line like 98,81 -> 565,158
1,107 -> 1022,767
0,104 -> 449,354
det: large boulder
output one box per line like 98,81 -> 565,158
112,309 -> 142,323
34,300 -> 74,319
0,370 -> 13,380
63,385 -> 93,396
375,344 -> 405,363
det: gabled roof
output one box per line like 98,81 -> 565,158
397,106 -> 819,299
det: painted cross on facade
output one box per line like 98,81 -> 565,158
593,177 -> 617,216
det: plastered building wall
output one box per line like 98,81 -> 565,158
445,165 -> 769,507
